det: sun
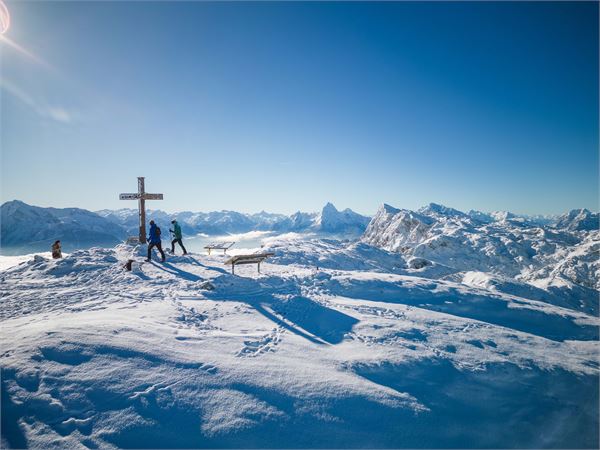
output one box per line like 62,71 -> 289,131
0,1 -> 9,35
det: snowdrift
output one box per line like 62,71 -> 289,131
1,242 -> 598,448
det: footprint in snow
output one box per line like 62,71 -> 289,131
236,327 -> 284,357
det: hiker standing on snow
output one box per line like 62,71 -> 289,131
51,240 -> 62,259
146,220 -> 166,262
169,219 -> 188,255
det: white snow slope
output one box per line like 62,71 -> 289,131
1,239 -> 598,448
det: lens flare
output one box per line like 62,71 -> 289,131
0,1 -> 9,35
0,1 -> 52,70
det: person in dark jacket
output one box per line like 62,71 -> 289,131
146,220 -> 165,262
169,219 -> 187,255
51,240 -> 62,259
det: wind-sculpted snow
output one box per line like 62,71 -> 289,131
1,242 -> 598,448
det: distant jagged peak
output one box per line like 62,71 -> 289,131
290,210 -> 315,219
467,209 -> 494,223
490,210 -> 516,222
322,202 -> 339,213
555,208 -> 599,231
2,199 -> 29,208
379,203 -> 401,215
2,199 -> 98,217
564,208 -> 592,219
320,202 -> 367,218
316,202 -> 370,231
96,207 -> 136,215
1,199 -> 34,215
370,203 -> 434,227
418,202 -> 466,218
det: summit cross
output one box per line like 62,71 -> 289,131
119,177 -> 163,244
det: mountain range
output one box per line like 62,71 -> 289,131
361,202 -> 599,311
0,201 -> 370,254
0,200 -> 127,254
1,200 -> 597,259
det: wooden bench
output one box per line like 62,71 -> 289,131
224,252 -> 275,274
204,241 -> 235,255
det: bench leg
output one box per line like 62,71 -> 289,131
231,264 -> 235,275
257,262 -> 261,274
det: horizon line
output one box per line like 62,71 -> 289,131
2,198 -> 596,218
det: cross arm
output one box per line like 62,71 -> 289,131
119,193 -> 140,200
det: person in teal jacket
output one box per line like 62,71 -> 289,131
169,219 -> 188,255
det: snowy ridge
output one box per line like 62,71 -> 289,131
555,208 -> 599,231
1,200 -> 126,254
96,202 -> 370,236
362,203 -> 599,310
1,201 -> 370,255
361,204 -> 435,252
1,241 -> 598,448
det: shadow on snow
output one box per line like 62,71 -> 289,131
205,274 -> 359,345
324,277 -> 598,342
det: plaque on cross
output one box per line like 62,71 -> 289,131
119,177 -> 164,244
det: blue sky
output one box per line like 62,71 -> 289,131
1,1 -> 597,215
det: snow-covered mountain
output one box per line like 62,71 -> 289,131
97,202 -> 370,236
1,200 -> 126,254
361,204 -> 436,252
555,208 -> 599,231
466,209 -> 557,226
315,202 -> 371,233
362,202 -> 599,312
1,201 -> 369,255
419,202 -> 468,219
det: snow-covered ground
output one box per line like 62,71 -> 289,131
0,253 -> 51,271
1,238 -> 598,448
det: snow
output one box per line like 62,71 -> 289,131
0,252 -> 71,271
1,236 -> 598,448
362,203 -> 599,313
555,208 -> 599,231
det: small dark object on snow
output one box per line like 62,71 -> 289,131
199,281 -> 215,291
409,258 -> 431,270
51,240 -> 62,259
124,259 -> 134,271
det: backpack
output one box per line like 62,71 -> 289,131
156,226 -> 161,237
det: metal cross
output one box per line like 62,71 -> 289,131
119,177 -> 163,244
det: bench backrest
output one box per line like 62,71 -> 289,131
204,241 -> 236,250
225,252 -> 275,265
